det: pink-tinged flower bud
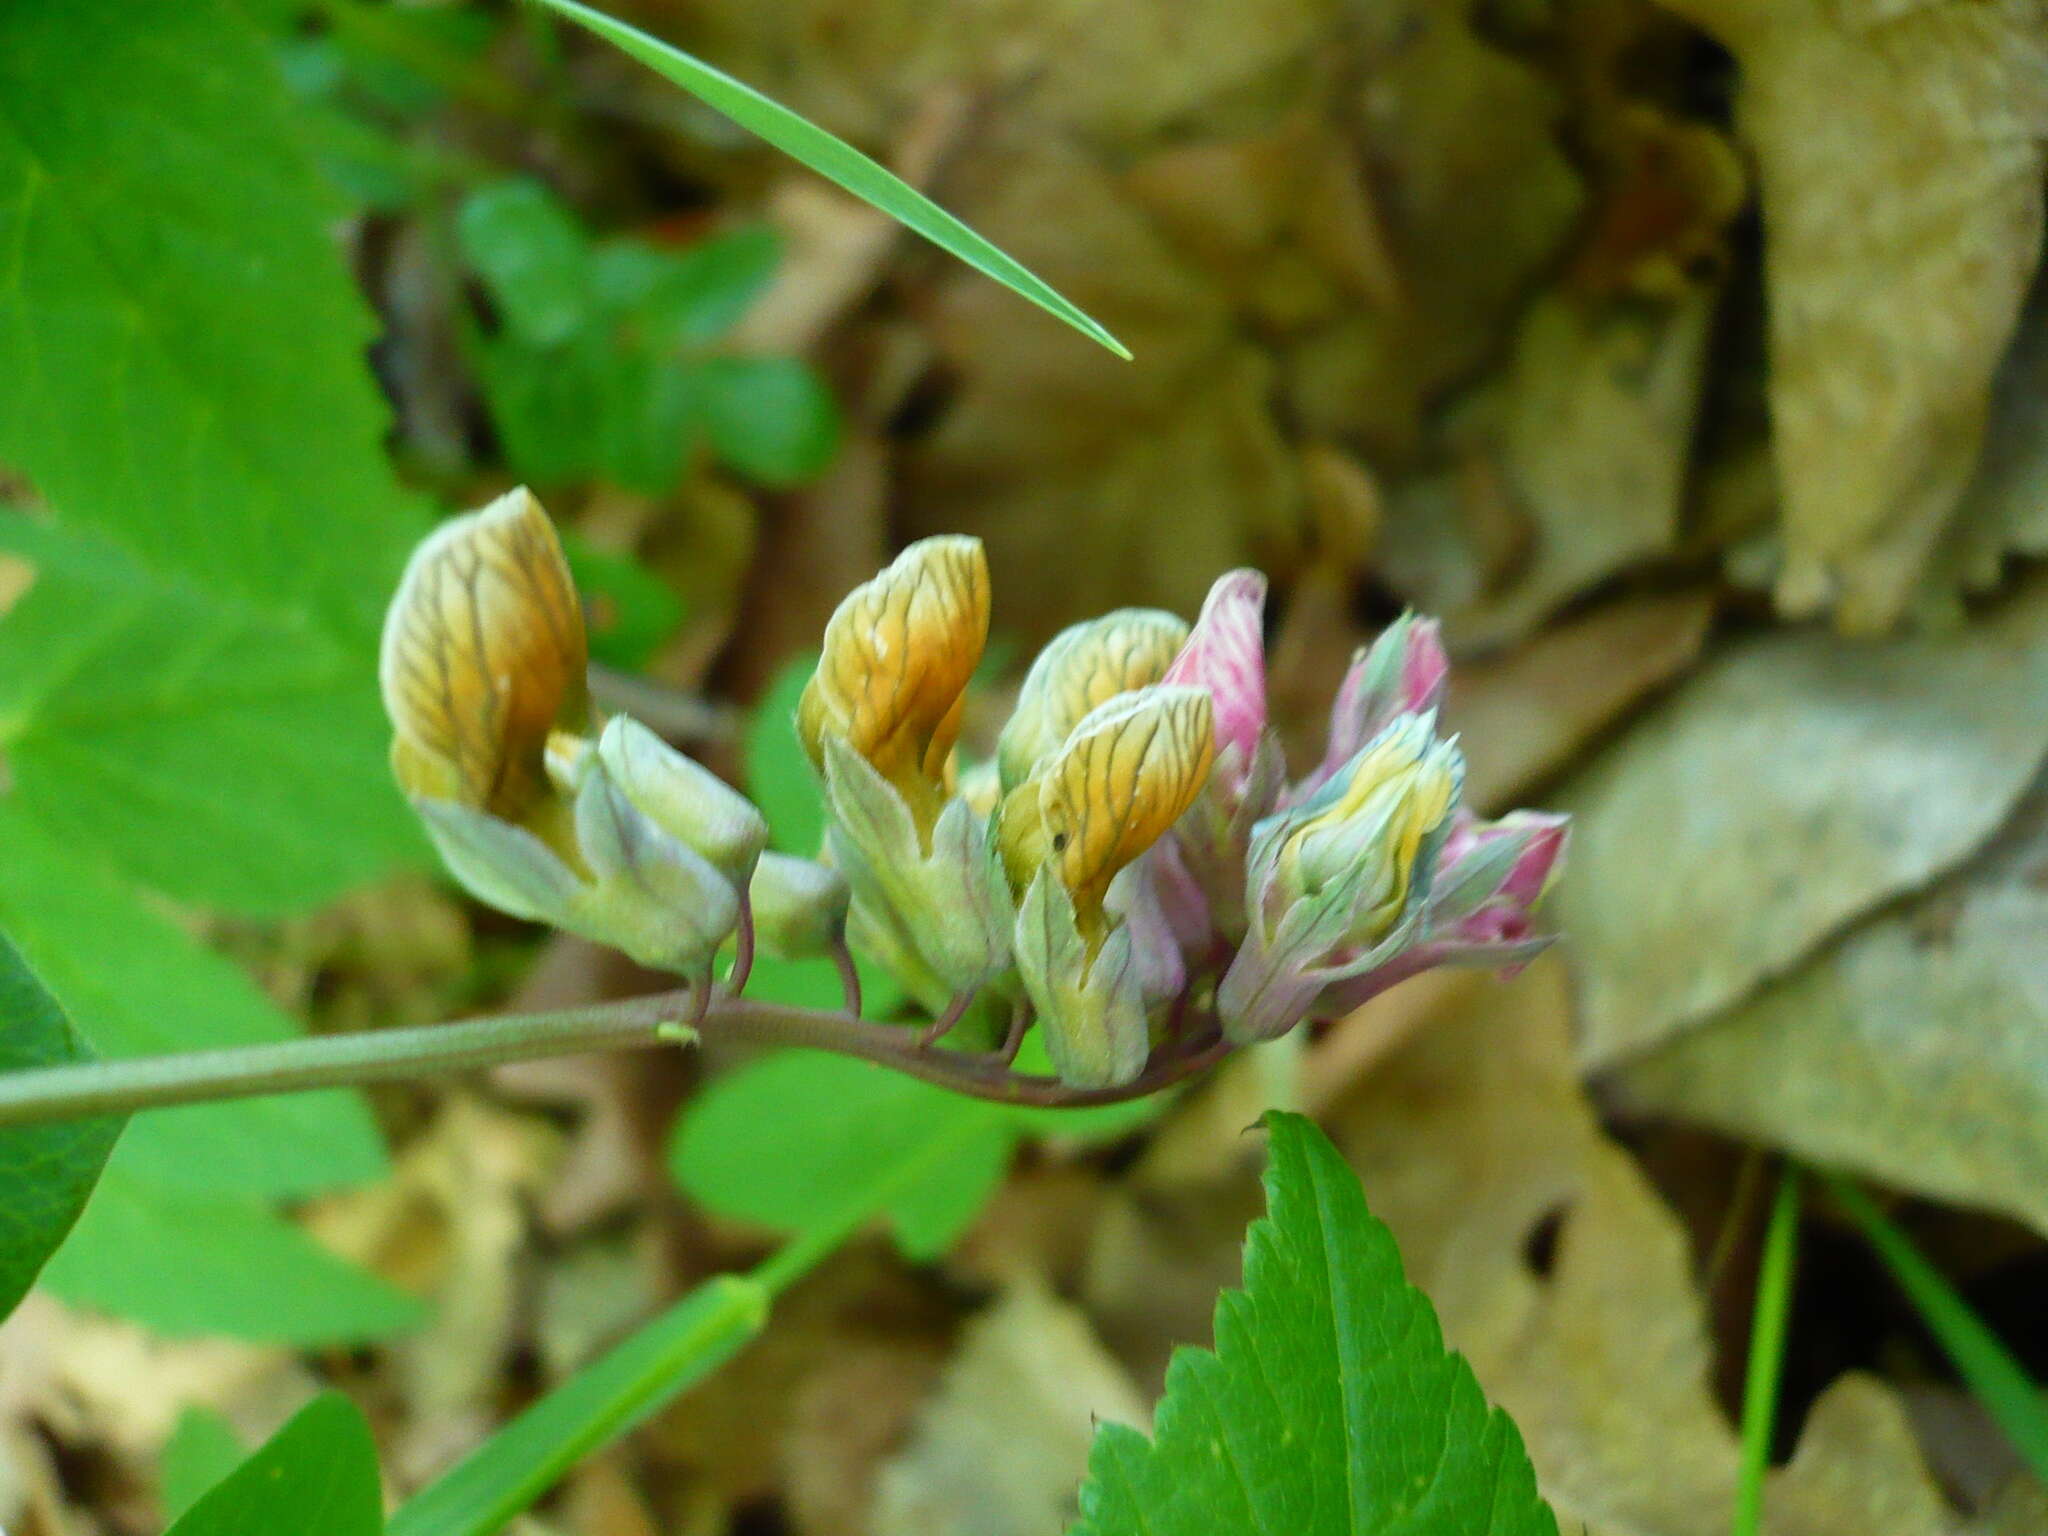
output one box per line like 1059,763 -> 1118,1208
1424,809 -> 1569,960
1219,713 -> 1463,1042
1163,570 -> 1268,775
1309,614 -> 1449,795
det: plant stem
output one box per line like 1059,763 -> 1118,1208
0,992 -> 1231,1129
1732,1164 -> 1801,1536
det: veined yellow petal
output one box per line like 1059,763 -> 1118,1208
1037,685 -> 1215,925
379,488 -> 589,818
798,536 -> 990,824
998,609 -> 1190,787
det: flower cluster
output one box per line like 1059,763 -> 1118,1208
382,491 -> 1566,1089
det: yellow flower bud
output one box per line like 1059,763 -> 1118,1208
380,487 -> 589,822
1000,686 -> 1215,945
996,609 -> 1189,789
1279,714 -> 1459,944
797,536 -> 990,832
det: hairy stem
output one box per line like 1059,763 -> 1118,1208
0,991 -> 1230,1129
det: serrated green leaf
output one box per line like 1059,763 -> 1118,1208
0,0 -> 428,642
0,928 -> 120,1323
160,1407 -> 249,1523
745,654 -> 826,855
699,355 -> 842,487
166,1393 -> 382,1536
391,1274 -> 768,1536
460,178 -> 594,346
526,0 -> 1130,360
1072,1112 -> 1559,1536
41,1167 -> 423,1345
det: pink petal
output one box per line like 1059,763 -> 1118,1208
1165,569 -> 1268,762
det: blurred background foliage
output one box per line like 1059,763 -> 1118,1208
1,0 -> 2047,1530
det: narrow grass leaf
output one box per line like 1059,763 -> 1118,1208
1824,1170 -> 2048,1484
1732,1166 -> 1802,1536
524,0 -> 1132,359
389,1274 -> 769,1536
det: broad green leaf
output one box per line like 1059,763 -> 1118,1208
160,1407 -> 248,1523
596,351 -> 701,495
0,0 -> 428,642
560,533 -> 687,671
390,1273 -> 768,1536
672,1051 -> 1017,1261
527,0 -> 1130,360
460,178 -> 594,346
41,1167 -> 423,1345
1072,1112 -> 1559,1536
477,330 -> 614,488
0,800 -> 384,1200
639,225 -> 782,346
745,654 -> 826,855
0,516 -> 419,915
166,1393 -> 381,1536
699,356 -> 842,487
0,928 -> 120,1322
672,1040 -> 1156,1261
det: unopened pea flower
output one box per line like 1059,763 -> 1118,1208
996,608 -> 1189,790
1158,570 -> 1285,941
748,851 -> 851,960
803,538 -> 1013,1006
798,535 -> 990,835
381,488 -> 761,978
1421,809 -> 1569,962
1303,612 -> 1449,799
1219,712 -> 1463,1041
1000,685 -> 1215,1087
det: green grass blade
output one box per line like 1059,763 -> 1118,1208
1732,1165 -> 1801,1536
524,0 -> 1131,360
1824,1170 -> 2048,1485
388,1274 -> 769,1536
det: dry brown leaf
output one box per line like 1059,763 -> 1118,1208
1615,794 -> 2048,1236
1554,578 -> 2048,1067
1447,588 -> 1717,813
1656,0 -> 2048,631
1325,956 -> 2010,1535
869,1283 -> 1148,1536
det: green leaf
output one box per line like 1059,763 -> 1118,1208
0,801 -> 385,1200
390,1274 -> 768,1536
0,516 -> 420,915
460,177 -> 594,346
638,226 -> 783,347
1072,1112 -> 1559,1536
160,1407 -> 248,1523
525,0 -> 1131,360
745,654 -> 826,855
1824,1171 -> 2048,1486
166,1393 -> 381,1536
477,330 -> 613,488
560,533 -> 687,671
699,356 -> 842,487
0,928 -> 120,1323
0,0 -> 428,642
40,1167 -> 423,1345
672,1051 -> 1017,1261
